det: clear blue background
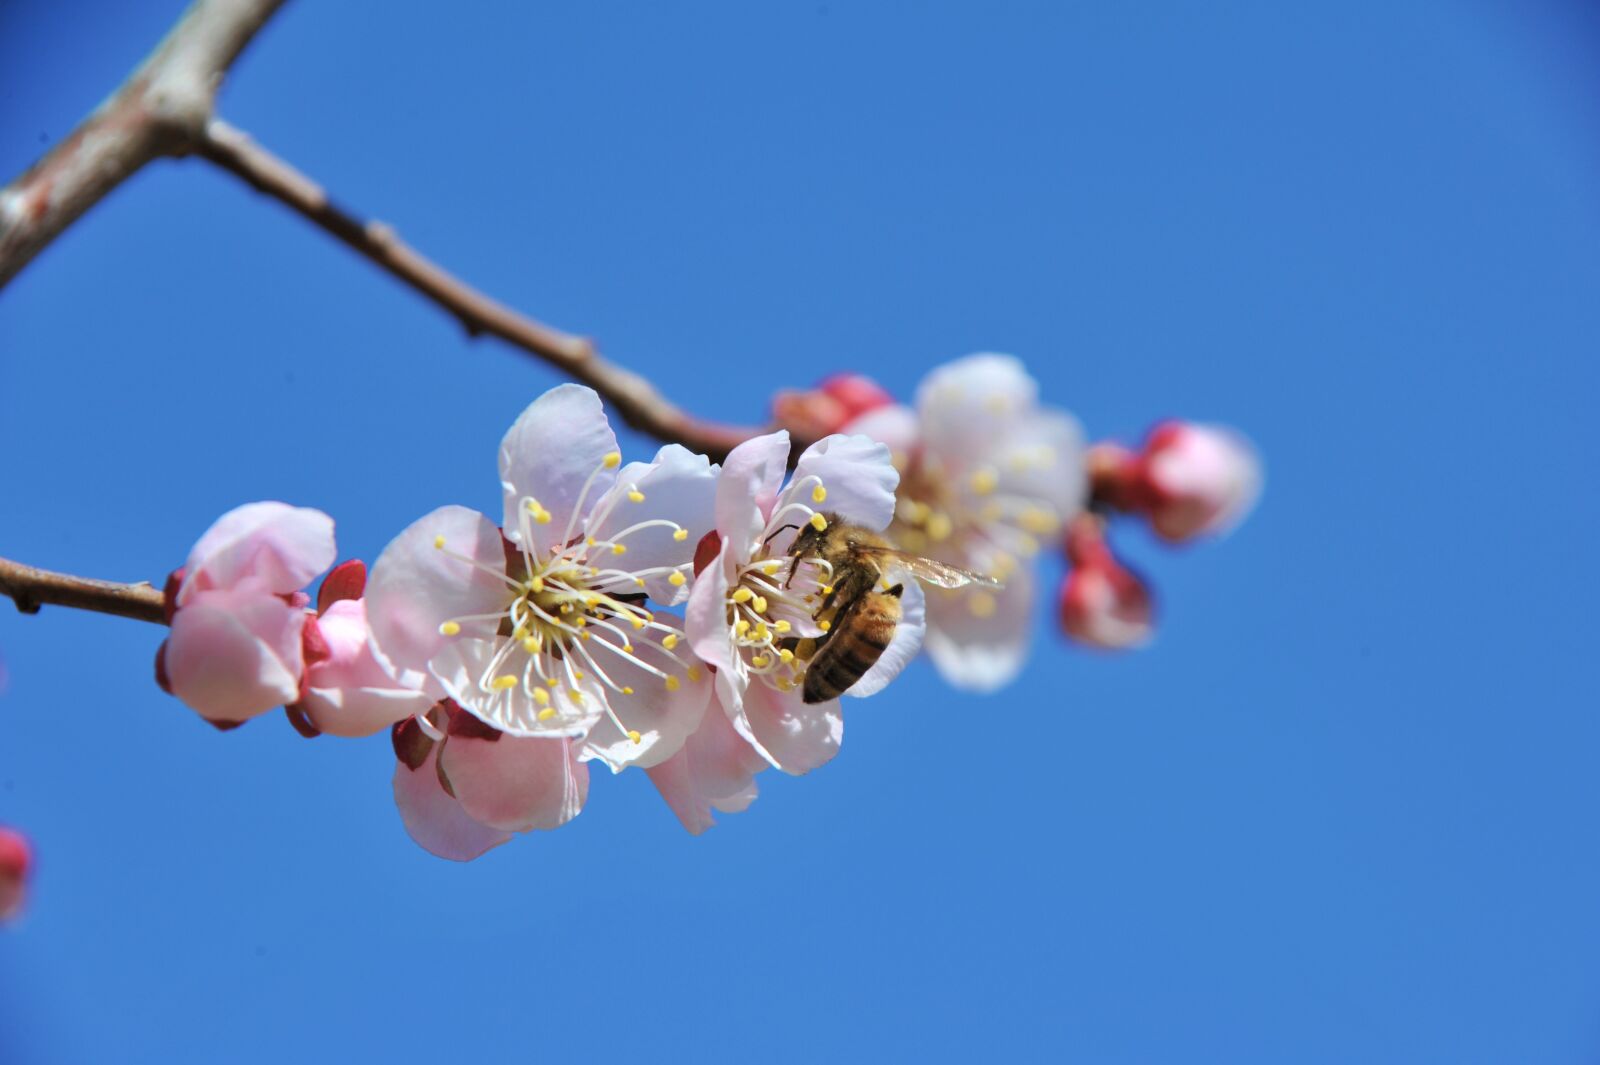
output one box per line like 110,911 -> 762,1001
3,2 -> 1598,1061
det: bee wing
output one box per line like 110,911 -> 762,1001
865,547 -> 1005,589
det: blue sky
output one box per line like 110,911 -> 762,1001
3,1 -> 1599,1061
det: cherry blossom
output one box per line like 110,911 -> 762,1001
365,385 -> 715,772
844,354 -> 1086,692
0,827 -> 31,922
1058,514 -> 1154,650
156,502 -> 337,726
288,562 -> 433,738
1090,421 -> 1262,543
685,430 -> 924,775
771,373 -> 895,441
647,689 -> 768,834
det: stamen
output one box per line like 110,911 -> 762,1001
809,512 -> 828,532
812,484 -> 827,503
438,621 -> 461,636
673,529 -> 689,541
669,571 -> 686,587
603,451 -> 621,469
491,675 -> 519,691
627,489 -> 645,503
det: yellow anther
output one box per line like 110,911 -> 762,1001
763,561 -> 781,575
905,500 -> 931,524
751,655 -> 770,668
673,528 -> 688,542
776,676 -> 793,692
819,619 -> 832,632
432,535 -> 447,549
809,512 -> 828,532
735,619 -> 751,635
669,571 -> 687,587
1019,508 -> 1058,535
752,595 -> 768,613
775,620 -> 791,634
627,489 -> 646,503
537,707 -> 557,722
534,510 -> 552,525
812,484 -> 827,503
575,616 -> 588,627
778,648 -> 794,663
622,643 -> 634,654
753,623 -> 769,642
533,688 -> 550,705
603,451 -> 622,469
523,636 -> 540,653
491,675 -> 518,691
732,588 -> 753,604
968,591 -> 997,618
438,621 -> 461,637
531,576 -> 545,593
926,512 -> 953,542
546,677 -> 560,688
569,689 -> 585,702
586,536 -> 596,547
665,675 -> 681,692
687,665 -> 702,682
612,543 -> 627,556
622,686 -> 635,695
635,577 -> 646,588
627,729 -> 642,744
970,468 -> 999,496
525,499 -> 539,513
662,633 -> 679,650
573,670 -> 585,681
630,616 -> 645,630
821,585 -> 835,596
579,631 -> 592,641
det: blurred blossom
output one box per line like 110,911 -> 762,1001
0,827 -> 33,922
156,502 -> 337,726
771,373 -> 895,441
366,385 -> 716,771
1058,515 -> 1154,651
1091,421 -> 1262,543
845,353 -> 1087,692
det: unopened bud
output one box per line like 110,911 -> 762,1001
772,373 -> 895,439
1089,421 -> 1261,543
0,827 -> 34,922
1059,515 -> 1154,650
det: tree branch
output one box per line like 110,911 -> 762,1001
0,0 -> 288,288
0,558 -> 165,625
194,119 -> 762,462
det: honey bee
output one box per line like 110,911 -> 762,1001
785,514 -> 1001,703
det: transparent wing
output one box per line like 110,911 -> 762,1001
861,547 -> 1004,589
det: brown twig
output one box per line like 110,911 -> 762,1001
0,0 -> 288,289
0,558 -> 165,625
193,119 -> 762,462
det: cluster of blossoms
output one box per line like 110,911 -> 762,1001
148,357 -> 1259,862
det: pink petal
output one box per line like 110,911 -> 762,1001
179,502 -> 336,603
499,384 -> 619,557
393,746 -> 511,861
647,697 -> 766,834
365,506 -> 511,675
741,679 -> 843,776
164,579 -> 306,723
439,729 -> 588,833
1143,422 -> 1262,541
298,603 -> 430,737
586,444 -> 718,605
684,540 -> 737,675
782,433 -> 899,532
716,431 -> 791,554
581,632 -> 712,771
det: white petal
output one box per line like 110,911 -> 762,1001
684,540 -> 737,675
988,409 -> 1089,521
842,403 -> 921,463
586,444 -> 717,605
440,731 -> 588,833
392,747 -> 511,861
846,574 -> 925,699
581,631 -> 712,771
915,353 -> 1040,469
741,679 -> 843,776
365,507 -> 511,675
781,433 -> 899,532
179,502 -> 336,603
922,565 -> 1034,693
716,431 -> 791,556
300,686 -> 433,739
499,384 -> 619,556
165,580 -> 305,723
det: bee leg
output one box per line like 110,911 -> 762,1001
886,584 -> 904,599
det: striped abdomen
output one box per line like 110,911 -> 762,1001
802,589 -> 902,703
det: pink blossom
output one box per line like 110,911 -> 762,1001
390,704 -> 586,861
1091,422 -> 1262,543
0,827 -> 32,922
771,373 -> 895,440
156,502 -> 336,726
365,385 -> 715,772
291,561 -> 432,738
647,689 -> 767,834
685,430 -> 923,775
844,354 -> 1086,692
1058,515 -> 1154,651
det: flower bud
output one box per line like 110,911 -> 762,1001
0,826 -> 34,922
291,597 -> 432,738
1089,422 -> 1260,543
1058,515 -> 1154,650
772,373 -> 895,440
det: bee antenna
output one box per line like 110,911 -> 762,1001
763,523 -> 801,548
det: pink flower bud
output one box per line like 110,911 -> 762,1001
291,598 -> 432,738
1136,422 -> 1261,543
0,827 -> 34,922
1059,516 -> 1154,651
772,373 -> 895,439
